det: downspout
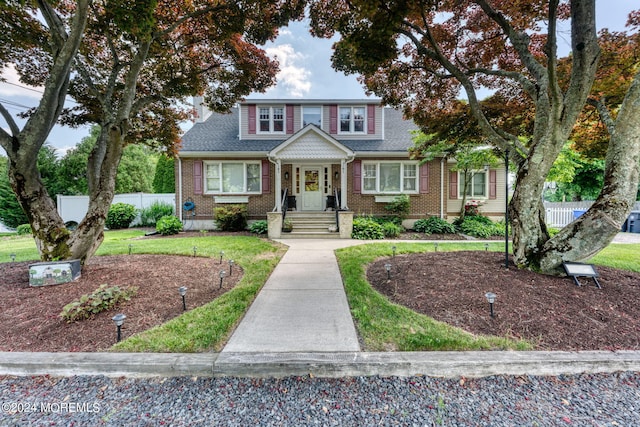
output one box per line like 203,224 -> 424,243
342,154 -> 356,210
178,157 -> 183,222
268,155 -> 282,212
440,157 -> 445,219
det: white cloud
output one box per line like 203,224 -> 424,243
266,44 -> 312,98
0,64 -> 44,99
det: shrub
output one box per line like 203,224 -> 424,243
156,215 -> 183,235
371,215 -> 403,227
413,217 -> 456,234
249,220 -> 268,235
60,284 -> 138,322
457,215 -> 505,238
16,224 -> 32,235
381,221 -> 404,238
384,194 -> 410,220
105,203 -> 137,229
352,216 -> 385,240
139,201 -> 174,226
214,204 -> 248,231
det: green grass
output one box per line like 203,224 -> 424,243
0,230 -> 285,353
336,242 -> 531,351
588,243 -> 640,272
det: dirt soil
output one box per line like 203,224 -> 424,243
0,254 -> 241,352
368,251 -> 640,351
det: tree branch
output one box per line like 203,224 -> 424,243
587,97 -> 616,135
0,103 -> 21,138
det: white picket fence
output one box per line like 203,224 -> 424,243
57,193 -> 176,226
545,202 -> 640,228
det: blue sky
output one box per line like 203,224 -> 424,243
0,2 -> 637,156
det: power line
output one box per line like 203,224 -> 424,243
0,97 -> 31,109
0,81 -> 79,105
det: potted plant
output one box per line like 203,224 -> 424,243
282,218 -> 293,232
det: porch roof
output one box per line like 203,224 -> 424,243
268,125 -> 354,160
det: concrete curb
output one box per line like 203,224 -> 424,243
1,351 -> 639,378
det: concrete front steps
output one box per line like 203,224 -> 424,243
283,211 -> 340,239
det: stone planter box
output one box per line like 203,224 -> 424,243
28,259 -> 81,287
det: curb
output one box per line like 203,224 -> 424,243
1,351 -> 639,378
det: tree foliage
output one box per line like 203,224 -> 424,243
152,154 -> 175,194
310,0 -> 640,273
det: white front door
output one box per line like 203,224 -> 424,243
302,167 -> 323,210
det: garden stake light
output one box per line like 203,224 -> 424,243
219,250 -> 224,264
229,259 -> 234,275
385,263 -> 392,279
112,313 -> 126,343
10,253 -> 16,262
128,244 -> 133,255
219,270 -> 226,289
434,242 -> 438,252
485,292 -> 497,318
193,246 -> 197,257
485,243 -> 489,251
392,245 -> 396,258
179,287 -> 188,311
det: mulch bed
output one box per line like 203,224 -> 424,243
0,254 -> 241,352
368,251 -> 640,351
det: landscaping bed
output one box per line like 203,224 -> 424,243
368,251 -> 640,351
0,254 -> 241,352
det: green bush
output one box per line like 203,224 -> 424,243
139,201 -> 174,226
371,215 -> 403,227
214,204 -> 248,231
384,194 -> 410,220
457,215 -> 505,238
413,217 -> 456,234
352,216 -> 385,240
249,220 -> 268,235
16,224 -> 32,235
60,284 -> 138,322
381,221 -> 404,238
156,215 -> 183,235
105,203 -> 137,229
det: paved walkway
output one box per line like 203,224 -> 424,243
222,240 -> 363,353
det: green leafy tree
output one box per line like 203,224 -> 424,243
152,154 -> 175,194
56,126 -> 99,195
0,1 -> 305,263
115,145 -> 156,194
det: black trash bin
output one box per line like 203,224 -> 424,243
628,211 -> 640,233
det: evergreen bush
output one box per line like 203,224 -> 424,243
105,203 -> 137,229
156,215 -> 183,235
351,216 -> 385,240
214,204 -> 248,231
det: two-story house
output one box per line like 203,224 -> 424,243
176,98 -> 507,237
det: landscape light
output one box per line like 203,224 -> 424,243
229,259 -> 234,275
10,253 -> 16,262
111,313 -> 126,342
193,246 -> 197,257
219,270 -> 226,289
179,287 -> 188,311
484,243 -> 489,252
128,244 -> 133,255
219,250 -> 224,264
485,292 -> 497,318
392,246 -> 397,257
384,263 -> 392,279
434,242 -> 438,252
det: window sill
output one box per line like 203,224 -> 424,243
372,194 -> 416,202
213,196 -> 250,203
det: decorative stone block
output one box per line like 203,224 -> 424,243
28,260 -> 81,287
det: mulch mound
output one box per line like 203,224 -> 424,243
368,251 -> 640,351
0,255 -> 241,352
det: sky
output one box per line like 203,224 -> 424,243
0,2 -> 637,156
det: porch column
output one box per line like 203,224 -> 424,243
340,159 -> 348,209
275,159 -> 282,212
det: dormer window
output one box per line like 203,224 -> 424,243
258,106 -> 284,133
339,106 -> 365,133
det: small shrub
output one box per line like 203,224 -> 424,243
156,215 -> 183,235
214,204 -> 248,231
60,284 -> 138,322
547,226 -> 560,237
139,201 -> 174,226
384,194 -> 410,220
105,203 -> 137,229
371,215 -> 403,227
249,220 -> 268,235
414,217 -> 456,234
457,215 -> 504,238
16,224 -> 32,235
381,221 -> 404,238
352,216 -> 385,240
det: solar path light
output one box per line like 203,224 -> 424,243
179,287 -> 188,311
219,270 -> 226,289
385,263 -> 392,280
485,292 -> 497,318
112,313 -> 126,343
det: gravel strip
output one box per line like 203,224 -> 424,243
1,372 -> 638,426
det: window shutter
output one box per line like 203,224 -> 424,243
261,160 -> 270,194
193,160 -> 203,195
286,104 -> 294,133
489,169 -> 497,199
367,105 -> 375,134
248,104 -> 256,134
353,160 -> 361,194
449,170 -> 458,199
329,105 -> 338,134
419,163 -> 430,194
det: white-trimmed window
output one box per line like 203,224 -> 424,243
339,106 -> 365,133
302,106 -> 322,127
459,171 -> 487,198
204,161 -> 261,194
362,161 -> 418,194
258,106 -> 284,133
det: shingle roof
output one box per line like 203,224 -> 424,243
179,106 -> 419,154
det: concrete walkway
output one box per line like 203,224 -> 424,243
222,240 -> 362,353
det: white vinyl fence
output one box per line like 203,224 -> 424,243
57,193 -> 176,226
545,201 -> 640,228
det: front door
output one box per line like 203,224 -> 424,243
302,167 -> 322,210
